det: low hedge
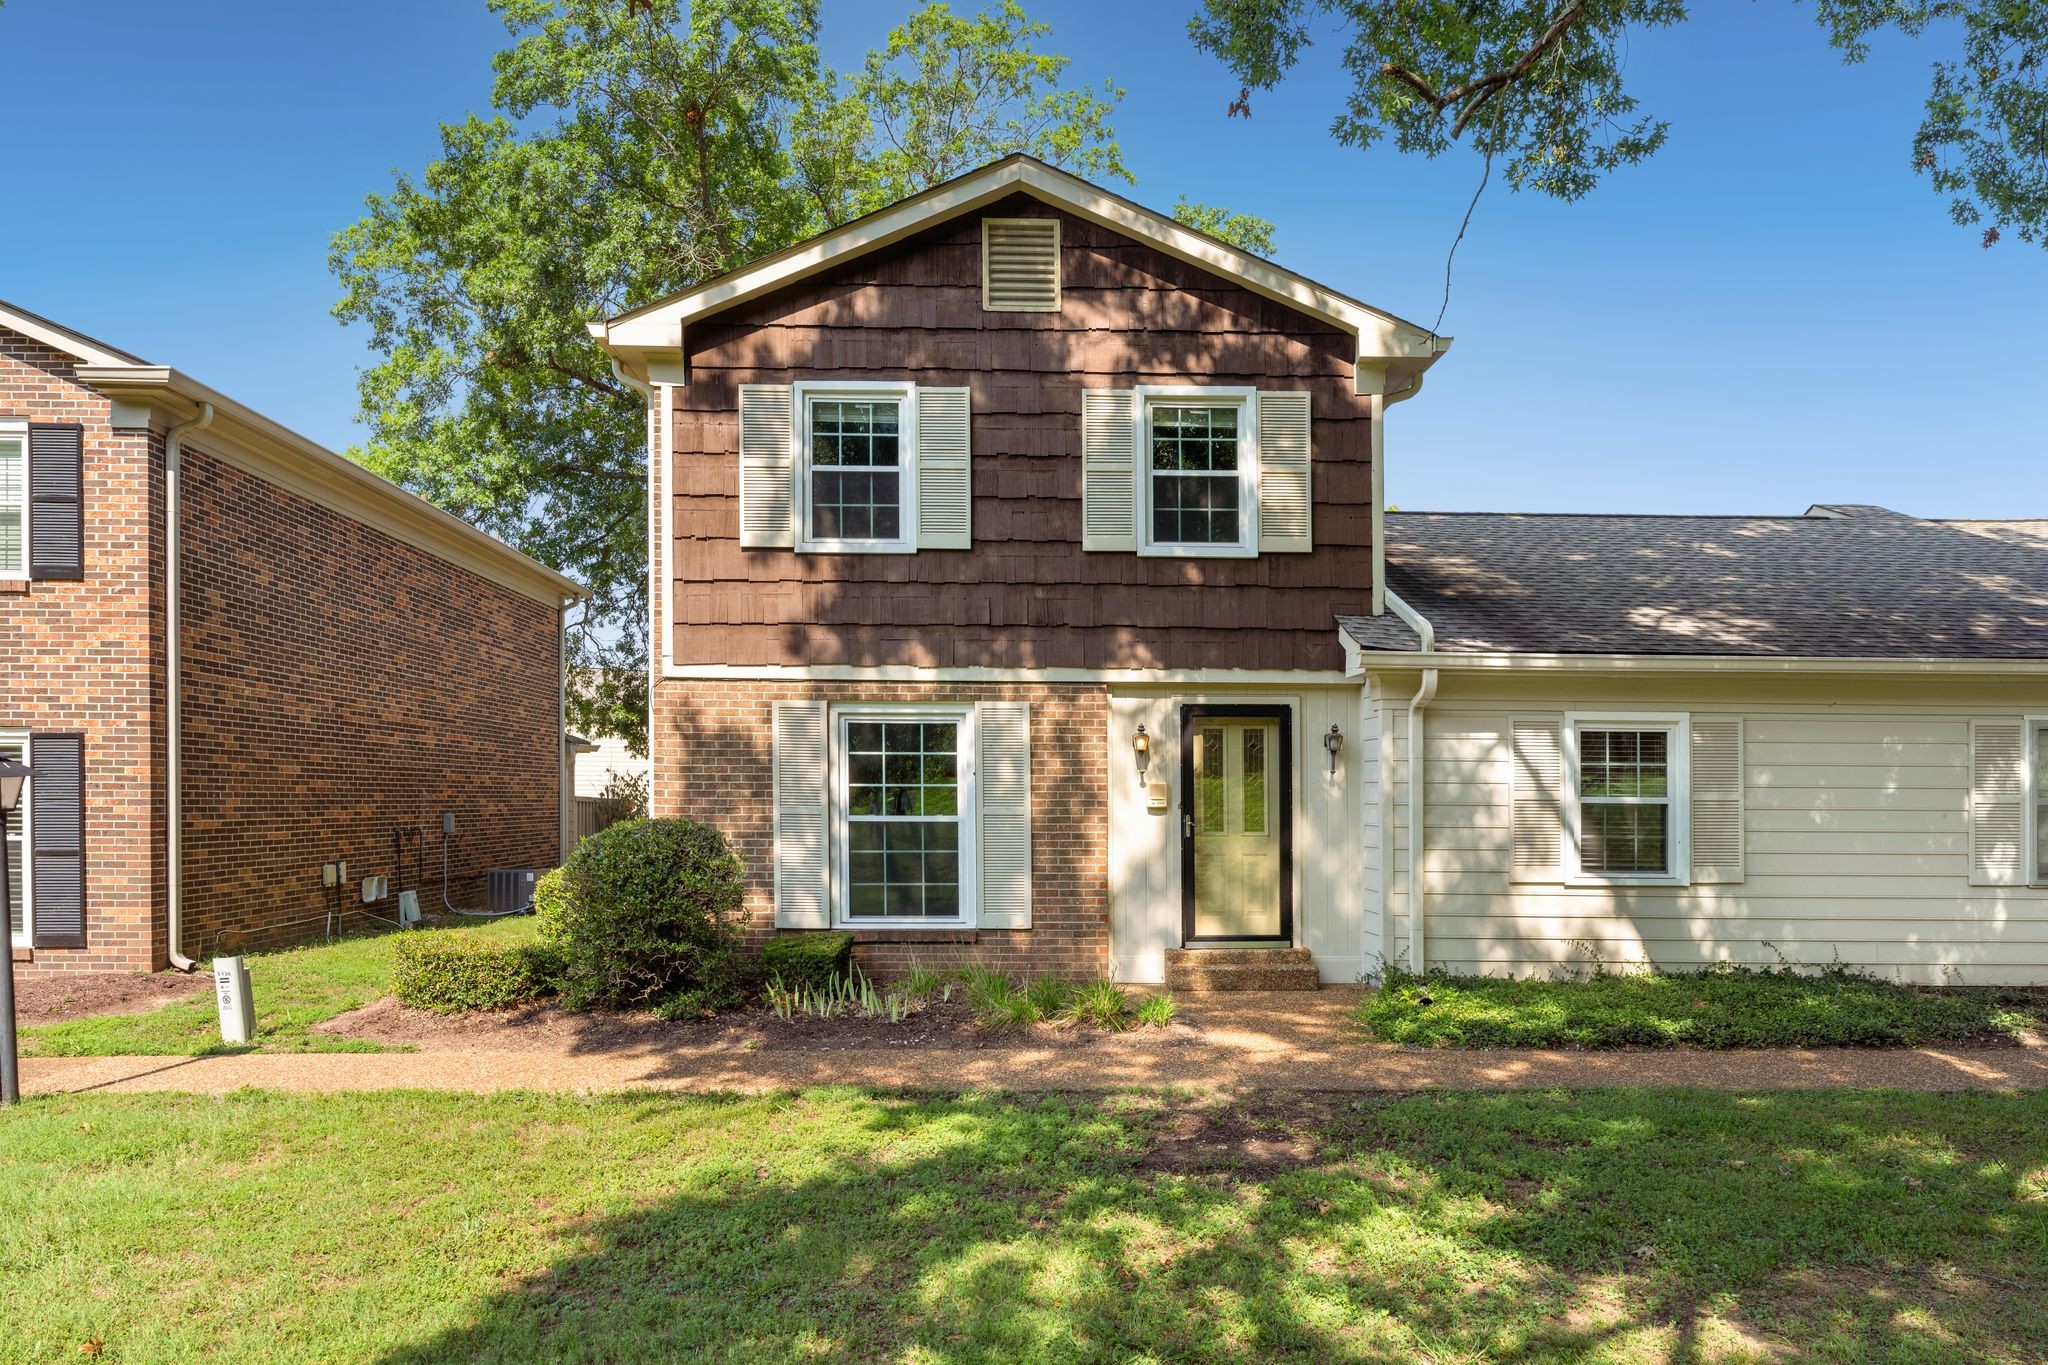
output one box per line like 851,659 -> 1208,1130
762,931 -> 855,991
391,931 -> 562,1014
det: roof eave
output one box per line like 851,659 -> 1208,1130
1343,646 -> 2048,677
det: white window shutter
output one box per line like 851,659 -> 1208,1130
738,384 -> 795,549
772,701 -> 831,927
1690,717 -> 1745,884
976,701 -> 1032,928
1256,391 -> 1312,553
1081,390 -> 1137,552
1510,714 -> 1566,883
1970,719 -> 2027,887
915,386 -> 972,549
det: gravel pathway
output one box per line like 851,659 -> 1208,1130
21,991 -> 2048,1096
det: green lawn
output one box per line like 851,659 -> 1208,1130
1357,967 -> 2047,1050
4,1087 -> 2045,1362
20,917 -> 537,1057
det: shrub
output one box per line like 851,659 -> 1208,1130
539,817 -> 748,1013
392,932 -> 558,1014
1062,978 -> 1132,1031
762,931 -> 855,992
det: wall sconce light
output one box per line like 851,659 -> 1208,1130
1132,724 -> 1151,780
1323,723 -> 1344,774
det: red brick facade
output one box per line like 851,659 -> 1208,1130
2,323 -> 569,971
653,679 -> 1110,979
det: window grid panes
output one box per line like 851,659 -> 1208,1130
810,399 -> 902,542
1150,405 -> 1240,546
845,720 -> 961,921
0,432 -> 25,577
1196,728 -> 1225,833
2035,723 -> 2047,883
1579,728 -> 1672,875
1242,727 -> 1267,835
2,739 -> 24,938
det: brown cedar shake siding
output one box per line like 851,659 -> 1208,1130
669,194 -> 1374,672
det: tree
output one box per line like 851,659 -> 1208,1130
1191,0 -> 2048,249
1171,197 -> 1280,254
335,0 -> 1172,753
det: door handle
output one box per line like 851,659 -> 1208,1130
1183,812 -> 1193,838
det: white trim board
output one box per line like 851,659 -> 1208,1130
661,664 -> 1358,685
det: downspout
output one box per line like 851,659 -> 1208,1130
1385,587 -> 1437,976
164,402 -> 215,972
609,357 -> 658,813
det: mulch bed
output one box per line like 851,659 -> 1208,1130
12,970 -> 208,1024
316,995 -> 1204,1055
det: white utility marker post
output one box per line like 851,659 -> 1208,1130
214,955 -> 255,1045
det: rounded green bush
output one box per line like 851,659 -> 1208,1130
541,817 -> 748,1013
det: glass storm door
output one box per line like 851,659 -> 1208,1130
1180,707 -> 1292,943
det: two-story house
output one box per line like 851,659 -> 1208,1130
593,156 -> 2048,989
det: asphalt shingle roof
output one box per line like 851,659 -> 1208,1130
1339,507 -> 2048,659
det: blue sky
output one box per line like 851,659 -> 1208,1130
2,0 -> 2042,516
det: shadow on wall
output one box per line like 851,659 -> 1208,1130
370,1089 -> 2048,1363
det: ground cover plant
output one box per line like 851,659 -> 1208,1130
1358,964 -> 2047,1049
3,1086 -> 2045,1361
18,916 -> 538,1057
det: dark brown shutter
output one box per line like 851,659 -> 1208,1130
28,423 -> 84,580
30,732 -> 85,949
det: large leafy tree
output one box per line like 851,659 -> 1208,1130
336,0 -> 1270,752
1192,1 -> 2048,249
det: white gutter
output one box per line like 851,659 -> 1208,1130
1384,588 -> 1437,976
164,402 -> 215,972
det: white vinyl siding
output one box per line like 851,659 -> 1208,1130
0,420 -> 26,577
2,732 -> 28,946
1372,687 -> 2048,986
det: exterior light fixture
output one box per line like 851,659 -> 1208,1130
0,753 -> 33,1106
1323,724 -> 1344,775
1132,724 -> 1151,780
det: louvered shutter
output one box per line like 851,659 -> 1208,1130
771,701 -> 831,927
1081,390 -> 1138,552
28,423 -> 83,580
1510,714 -> 1565,883
1690,717 -> 1745,884
1970,719 -> 2027,887
1256,391 -> 1312,553
738,385 -> 795,549
915,386 -> 971,549
982,218 -> 1060,312
976,701 -> 1032,929
29,732 -> 85,948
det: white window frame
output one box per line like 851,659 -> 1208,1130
2,730 -> 30,948
1135,385 -> 1259,560
0,418 -> 28,579
828,703 -> 978,929
2029,714 -> 2048,888
1563,711 -> 1691,887
793,380 -> 918,555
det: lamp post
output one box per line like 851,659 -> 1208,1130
0,754 -> 33,1106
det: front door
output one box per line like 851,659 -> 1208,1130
1180,706 -> 1293,944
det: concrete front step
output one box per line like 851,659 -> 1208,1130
1164,947 -> 1321,993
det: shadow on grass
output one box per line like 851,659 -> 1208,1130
376,1088 -> 2048,1363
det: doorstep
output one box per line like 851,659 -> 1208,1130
1164,946 -> 1320,993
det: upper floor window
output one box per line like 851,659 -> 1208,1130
1564,713 -> 1691,884
795,383 -> 915,554
0,420 -> 26,577
1138,387 -> 1257,559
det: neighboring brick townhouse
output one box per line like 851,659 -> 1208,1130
2,301 -> 585,973
594,155 -> 2048,992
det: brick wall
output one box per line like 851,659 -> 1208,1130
654,678 -> 1109,980
177,446 -> 564,955
1,329 -> 164,972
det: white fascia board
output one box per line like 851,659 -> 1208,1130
1350,648 -> 2048,677
75,364 -> 588,607
0,302 -> 138,367
662,662 -> 1357,686
593,156 -> 1447,376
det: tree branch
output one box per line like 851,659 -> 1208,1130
1379,0 -> 1589,139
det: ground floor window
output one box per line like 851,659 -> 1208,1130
2033,718 -> 2048,883
835,709 -> 974,925
1566,714 -> 1690,883
2,733 -> 28,944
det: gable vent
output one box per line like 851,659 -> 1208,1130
982,218 -> 1060,312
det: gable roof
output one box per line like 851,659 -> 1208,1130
589,154 -> 1450,396
1339,505 -> 2048,661
1,299 -> 585,606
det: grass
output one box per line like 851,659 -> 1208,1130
950,967 -> 1166,1031
20,917 -> 538,1058
3,1086 -> 2046,1361
1357,965 -> 2048,1050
